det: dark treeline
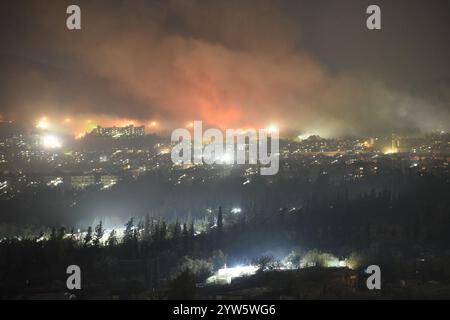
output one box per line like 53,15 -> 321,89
0,154 -> 444,230
1,169 -> 450,298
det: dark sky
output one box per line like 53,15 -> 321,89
0,0 -> 449,136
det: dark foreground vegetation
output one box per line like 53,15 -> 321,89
1,171 -> 450,299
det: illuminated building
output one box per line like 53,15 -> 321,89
70,175 -> 96,190
91,125 -> 145,138
391,133 -> 400,153
100,175 -> 118,189
206,265 -> 258,284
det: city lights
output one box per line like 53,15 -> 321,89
231,207 -> 242,214
383,147 -> 397,155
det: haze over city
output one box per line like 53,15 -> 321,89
1,0 -> 449,137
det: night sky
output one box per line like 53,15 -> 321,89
0,0 -> 449,136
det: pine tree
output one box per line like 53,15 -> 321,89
217,206 -> 223,233
50,226 -> 57,241
153,220 -> 160,242
123,218 -> 134,243
172,219 -> 181,239
93,221 -> 104,246
137,219 -> 144,239
58,226 -> 66,240
84,226 -> 93,246
182,223 -> 188,237
160,220 -> 167,241
107,229 -> 117,247
188,220 -> 195,237
144,213 -> 151,241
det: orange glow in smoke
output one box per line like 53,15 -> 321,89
75,132 -> 86,139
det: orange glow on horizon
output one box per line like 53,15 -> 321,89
31,113 -> 281,137
75,132 -> 86,139
267,124 -> 279,134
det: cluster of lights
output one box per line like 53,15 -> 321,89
36,117 -> 50,130
42,135 -> 62,149
266,125 -> 278,134
231,207 -> 242,214
34,116 -> 282,139
383,148 -> 398,155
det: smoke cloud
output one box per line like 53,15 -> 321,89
0,0 -> 449,136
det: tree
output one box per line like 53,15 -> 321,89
217,206 -> 223,233
283,250 -> 302,269
160,220 -> 167,241
50,226 -> 57,241
144,213 -> 151,241
301,249 -> 337,267
182,223 -> 188,237
179,257 -> 213,282
168,269 -> 196,299
58,227 -> 66,240
84,226 -> 92,246
253,255 -> 279,272
209,250 -> 226,271
188,220 -> 195,237
107,229 -> 118,247
137,218 -> 145,240
172,219 -> 181,240
93,221 -> 104,246
123,218 -> 134,243
153,221 -> 160,242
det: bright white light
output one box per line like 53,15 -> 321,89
326,258 -> 340,267
231,207 -> 242,214
47,177 -> 63,187
217,265 -> 257,277
220,152 -> 233,164
297,133 -> 311,141
42,135 -> 62,149
36,119 -> 50,130
207,264 -> 258,284
267,125 -> 278,134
